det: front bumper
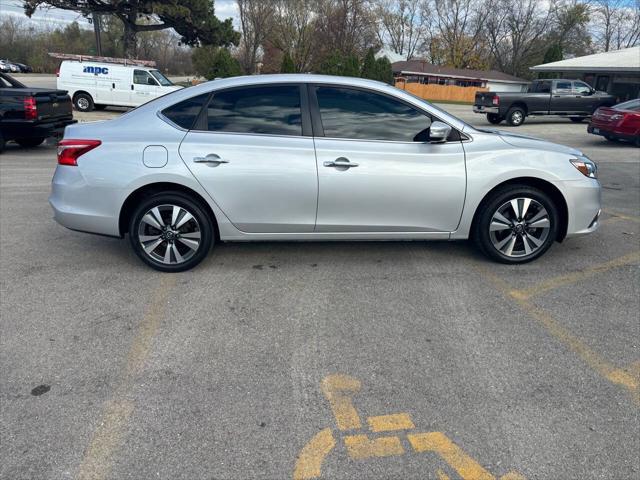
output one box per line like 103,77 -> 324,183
588,124 -> 639,144
473,106 -> 499,114
561,178 -> 602,238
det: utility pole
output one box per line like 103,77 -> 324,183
92,13 -> 102,56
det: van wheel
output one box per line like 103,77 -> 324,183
15,137 -> 45,148
506,107 -> 526,126
487,113 -> 503,125
74,93 -> 94,112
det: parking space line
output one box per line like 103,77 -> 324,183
603,209 -> 640,223
510,251 -> 640,300
75,275 -> 176,480
477,265 -> 639,405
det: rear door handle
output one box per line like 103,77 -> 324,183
324,157 -> 358,168
193,153 -> 229,164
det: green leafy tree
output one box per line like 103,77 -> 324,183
360,47 -> 377,79
374,56 -> 394,84
23,0 -> 239,58
192,46 -> 243,79
280,51 -> 296,73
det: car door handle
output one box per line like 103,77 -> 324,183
193,154 -> 229,165
324,157 -> 358,168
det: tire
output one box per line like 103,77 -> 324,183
506,107 -> 526,126
15,137 -> 45,148
486,113 -> 503,125
605,135 -> 618,143
94,104 -> 107,111
569,117 -> 585,123
473,185 -> 559,264
128,192 -> 214,272
73,93 -> 94,112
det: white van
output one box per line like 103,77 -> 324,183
57,60 -> 183,112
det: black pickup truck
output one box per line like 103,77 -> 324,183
473,79 -> 617,126
0,72 -> 76,153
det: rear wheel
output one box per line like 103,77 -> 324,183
506,107 -> 526,126
473,185 -> 559,264
15,137 -> 45,148
569,117 -> 585,123
73,93 -> 94,112
128,192 -> 213,272
487,113 -> 503,125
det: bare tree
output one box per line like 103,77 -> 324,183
237,0 -> 275,73
268,0 -> 316,72
373,0 -> 427,59
312,0 -> 377,58
590,0 -> 640,51
483,0 -> 552,76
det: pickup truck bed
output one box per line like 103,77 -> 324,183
1,72 -> 76,152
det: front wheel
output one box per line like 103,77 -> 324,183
15,137 -> 45,148
487,113 -> 503,125
473,186 -> 559,264
129,193 -> 214,272
506,107 -> 526,126
73,93 -> 94,112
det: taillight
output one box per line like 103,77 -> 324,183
57,139 -> 101,166
56,68 -> 60,77
24,97 -> 37,120
492,95 -> 500,106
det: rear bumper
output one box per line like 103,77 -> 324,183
49,165 -> 121,237
3,117 -> 76,140
473,106 -> 499,114
588,124 -> 639,144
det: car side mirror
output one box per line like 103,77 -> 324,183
429,121 -> 451,143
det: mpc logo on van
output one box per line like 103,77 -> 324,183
83,66 -> 109,75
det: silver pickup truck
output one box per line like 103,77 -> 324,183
474,79 -> 617,126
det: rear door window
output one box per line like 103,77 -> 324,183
205,85 -> 302,136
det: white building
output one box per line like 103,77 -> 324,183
531,46 -> 640,101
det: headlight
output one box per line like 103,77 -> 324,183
570,156 -> 598,179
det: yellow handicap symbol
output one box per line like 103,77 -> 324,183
294,374 -> 526,480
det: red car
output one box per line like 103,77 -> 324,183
588,98 -> 640,147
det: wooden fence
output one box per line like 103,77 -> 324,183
395,80 -> 487,103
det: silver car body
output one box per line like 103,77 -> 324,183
50,74 -> 601,243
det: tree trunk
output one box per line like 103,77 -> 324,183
121,9 -> 139,59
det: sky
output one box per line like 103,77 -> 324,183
0,0 -> 240,29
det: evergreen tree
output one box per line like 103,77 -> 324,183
192,47 -> 243,79
280,51 -> 296,73
360,47 -> 377,79
374,56 -> 394,84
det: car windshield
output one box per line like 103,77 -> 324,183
614,99 -> 640,111
150,70 -> 173,87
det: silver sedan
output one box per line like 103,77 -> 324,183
50,75 -> 601,271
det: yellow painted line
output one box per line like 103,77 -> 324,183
320,374 -> 362,431
367,413 -> 415,432
510,251 -> 640,300
344,434 -> 404,459
408,432 -> 495,480
477,265 -> 639,405
603,209 -> 640,223
293,428 -> 336,480
76,275 -> 176,480
436,469 -> 452,480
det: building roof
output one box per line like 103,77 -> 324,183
392,60 -> 529,84
531,46 -> 640,72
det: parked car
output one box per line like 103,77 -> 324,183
588,98 -> 640,147
14,62 -> 33,73
0,60 -> 19,73
50,75 -> 601,271
0,72 -> 75,153
474,79 -> 617,126
57,59 -> 182,112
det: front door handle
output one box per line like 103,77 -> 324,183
324,157 -> 358,168
193,153 -> 229,165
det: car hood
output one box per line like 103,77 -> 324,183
163,85 -> 184,92
474,127 -> 584,156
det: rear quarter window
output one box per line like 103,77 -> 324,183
161,93 -> 209,130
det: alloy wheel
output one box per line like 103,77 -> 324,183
137,204 -> 202,265
77,97 -> 90,110
489,197 -> 551,258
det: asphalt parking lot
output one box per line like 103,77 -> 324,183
1,99 -> 639,480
